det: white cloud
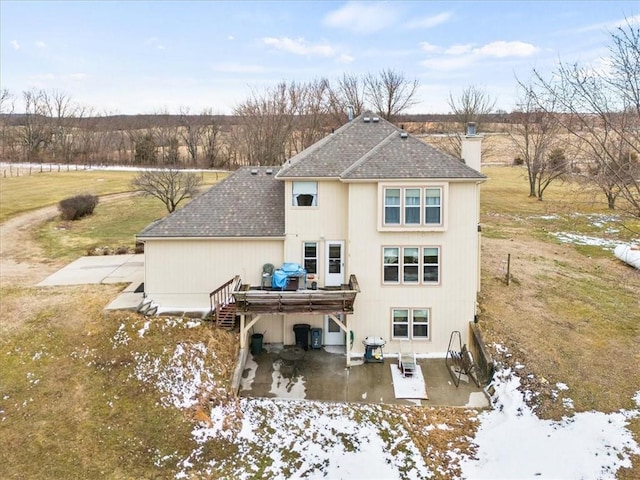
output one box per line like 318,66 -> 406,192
69,73 -> 88,81
337,53 -> 355,64
324,2 -> 399,33
212,62 -> 267,74
405,11 -> 452,29
227,35 -> 235,41
10,40 -> 20,50
263,37 -> 335,57
35,41 -> 46,48
445,44 -> 474,55
419,42 -> 440,53
474,41 -> 537,58
421,39 -> 538,71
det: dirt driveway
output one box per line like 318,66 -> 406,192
0,192 -> 137,287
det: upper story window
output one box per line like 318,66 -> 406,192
293,181 -> 317,207
382,186 -> 443,227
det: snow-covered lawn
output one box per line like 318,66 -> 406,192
131,320 -> 640,479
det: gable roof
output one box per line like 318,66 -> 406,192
276,112 -> 485,181
137,167 -> 284,238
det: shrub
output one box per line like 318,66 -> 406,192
58,194 -> 99,221
513,156 -> 524,166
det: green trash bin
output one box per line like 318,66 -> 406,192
251,333 -> 263,355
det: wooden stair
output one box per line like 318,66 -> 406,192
215,303 -> 237,329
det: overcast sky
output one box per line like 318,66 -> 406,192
1,1 -> 638,115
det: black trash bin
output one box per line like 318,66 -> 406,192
293,323 -> 311,350
251,333 -> 263,355
311,328 -> 322,349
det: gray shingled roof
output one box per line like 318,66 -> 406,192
138,113 -> 485,239
277,112 -> 485,180
137,167 -> 284,238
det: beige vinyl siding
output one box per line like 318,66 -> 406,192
144,238 -> 283,310
347,180 -> 481,354
284,181 -> 349,283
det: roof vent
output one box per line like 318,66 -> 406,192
363,116 -> 371,123
400,132 -> 408,139
266,168 -> 273,175
372,116 -> 380,123
250,168 -> 258,175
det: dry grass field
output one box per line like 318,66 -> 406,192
0,165 -> 638,478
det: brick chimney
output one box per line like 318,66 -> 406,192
460,122 -> 482,172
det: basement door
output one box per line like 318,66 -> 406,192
324,315 -> 346,346
325,241 -> 345,287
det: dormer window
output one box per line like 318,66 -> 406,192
292,181 -> 318,207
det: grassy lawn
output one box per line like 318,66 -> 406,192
35,196 -> 169,260
0,169 -> 227,223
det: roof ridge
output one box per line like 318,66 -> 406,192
340,130 -> 398,178
277,118 -> 359,177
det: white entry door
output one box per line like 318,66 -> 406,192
324,315 -> 346,346
325,241 -> 345,287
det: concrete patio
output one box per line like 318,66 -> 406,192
240,344 -> 490,408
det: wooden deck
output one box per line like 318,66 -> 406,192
233,275 -> 360,315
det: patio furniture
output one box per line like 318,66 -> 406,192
279,346 -> 305,375
261,263 -> 275,289
398,342 -> 416,377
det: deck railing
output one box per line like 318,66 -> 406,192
209,275 -> 241,316
233,274 -> 360,315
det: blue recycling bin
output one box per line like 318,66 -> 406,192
311,328 -> 322,349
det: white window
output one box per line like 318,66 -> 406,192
405,188 -> 421,224
293,181 -> 317,207
382,186 -> 443,226
383,246 -> 440,285
392,308 -> 430,340
383,247 -> 399,283
425,188 -> 441,224
303,242 -> 318,274
384,188 -> 400,224
423,247 -> 439,283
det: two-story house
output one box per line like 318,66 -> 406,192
136,112 -> 485,362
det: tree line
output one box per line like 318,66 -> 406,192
1,20 -> 638,218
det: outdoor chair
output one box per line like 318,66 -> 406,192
398,341 -> 416,377
261,263 -> 275,289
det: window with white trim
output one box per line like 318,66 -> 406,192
382,186 -> 442,226
293,181 -> 318,207
424,188 -> 441,224
383,246 -> 440,284
384,188 -> 400,224
392,308 -> 430,340
303,242 -> 317,274
383,247 -> 399,283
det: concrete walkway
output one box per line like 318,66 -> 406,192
37,254 -> 145,311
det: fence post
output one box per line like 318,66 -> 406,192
506,253 -> 511,285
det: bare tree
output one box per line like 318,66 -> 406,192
328,73 -> 366,124
443,85 -> 497,158
179,107 -> 202,165
20,89 -> 52,162
200,109 -> 223,168
532,19 -> 640,216
288,78 -> 331,155
509,83 -> 564,199
234,82 -> 295,166
364,69 -> 420,122
131,168 -> 203,213
0,89 -> 16,161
